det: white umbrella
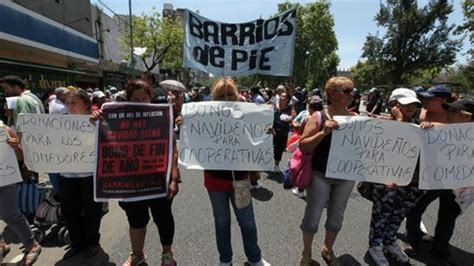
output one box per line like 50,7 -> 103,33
159,80 -> 186,92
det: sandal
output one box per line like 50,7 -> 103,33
122,252 -> 147,266
321,247 -> 340,266
300,252 -> 312,266
22,243 -> 42,266
161,251 -> 176,266
1,244 -> 11,262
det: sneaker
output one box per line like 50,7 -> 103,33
122,252 -> 147,266
161,252 -> 176,266
246,258 -> 271,266
292,188 -> 305,198
384,242 -> 409,263
251,182 -> 263,190
368,246 -> 389,266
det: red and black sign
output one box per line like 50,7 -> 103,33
94,102 -> 173,201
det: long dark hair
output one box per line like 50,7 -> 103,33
125,79 -> 153,101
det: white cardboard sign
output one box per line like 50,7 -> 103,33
419,123 -> 474,189
179,102 -> 274,171
0,126 -> 22,187
17,114 -> 95,173
326,116 -> 421,185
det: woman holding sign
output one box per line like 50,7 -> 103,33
298,77 -> 356,266
203,79 -> 270,266
366,88 -> 425,266
59,88 -> 105,260
0,123 -> 42,265
90,80 -> 180,266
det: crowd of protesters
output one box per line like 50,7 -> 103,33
0,72 -> 473,266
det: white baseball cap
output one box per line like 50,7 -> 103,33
92,90 -> 106,99
389,88 -> 421,105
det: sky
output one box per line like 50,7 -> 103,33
93,0 -> 469,69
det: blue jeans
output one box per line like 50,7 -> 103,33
208,191 -> 261,264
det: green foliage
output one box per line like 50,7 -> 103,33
361,0 -> 462,85
445,62 -> 474,95
455,0 -> 473,58
351,60 -> 385,90
407,67 -> 443,86
279,1 -> 339,88
159,17 -> 184,70
122,9 -> 183,71
236,1 -> 339,90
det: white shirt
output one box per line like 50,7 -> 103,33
49,99 -> 68,114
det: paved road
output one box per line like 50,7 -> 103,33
2,157 -> 473,265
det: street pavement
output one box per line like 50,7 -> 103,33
1,154 -> 473,265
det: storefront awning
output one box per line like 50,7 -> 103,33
0,2 -> 99,63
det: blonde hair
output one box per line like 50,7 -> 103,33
325,76 -> 353,101
211,79 -> 239,101
276,84 -> 286,95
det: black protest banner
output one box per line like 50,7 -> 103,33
94,103 -> 173,201
183,9 -> 296,77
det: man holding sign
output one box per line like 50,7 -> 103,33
406,99 -> 474,266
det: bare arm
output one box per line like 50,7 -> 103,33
6,127 -> 23,160
168,134 -> 180,198
299,112 -> 337,153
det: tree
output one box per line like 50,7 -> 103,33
445,62 -> 474,95
235,1 -> 339,89
361,0 -> 462,85
122,9 -> 183,72
351,60 -> 385,90
407,66 -> 443,86
455,0 -> 473,58
278,1 -> 339,88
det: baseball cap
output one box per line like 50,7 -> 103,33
442,99 -> 474,114
389,88 -> 421,105
418,85 -> 451,98
92,90 -> 106,99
